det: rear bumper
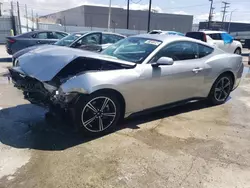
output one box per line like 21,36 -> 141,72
232,62 -> 244,90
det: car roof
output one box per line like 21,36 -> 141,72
132,33 -> 207,43
202,31 -> 226,34
71,31 -> 126,37
31,30 -> 68,34
16,30 -> 68,37
149,30 -> 184,34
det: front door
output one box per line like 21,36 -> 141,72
137,41 -> 205,110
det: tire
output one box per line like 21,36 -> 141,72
207,74 -> 233,105
234,48 -> 241,55
74,91 -> 122,136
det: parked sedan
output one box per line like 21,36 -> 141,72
6,30 -> 69,55
12,31 -> 126,66
9,34 -> 243,136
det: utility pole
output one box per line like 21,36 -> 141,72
147,0 -> 152,32
17,1 -> 21,34
63,16 -> 66,32
0,2 -> 3,17
36,13 -> 39,30
221,1 -> 230,23
25,4 -> 28,31
126,0 -> 129,29
108,0 -> 112,31
208,0 -> 214,29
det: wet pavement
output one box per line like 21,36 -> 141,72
0,48 -> 250,187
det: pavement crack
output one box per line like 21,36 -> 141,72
150,118 -> 164,131
179,156 -> 196,187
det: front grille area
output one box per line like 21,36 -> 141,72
9,68 -> 51,107
9,69 -> 41,90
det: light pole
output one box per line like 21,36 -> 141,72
108,0 -> 112,31
228,9 -> 237,33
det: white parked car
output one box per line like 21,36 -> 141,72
186,31 -> 242,54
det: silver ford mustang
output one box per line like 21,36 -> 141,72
9,34 -> 244,136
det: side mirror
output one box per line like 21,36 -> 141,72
152,57 -> 174,67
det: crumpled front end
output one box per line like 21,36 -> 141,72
9,67 -> 79,110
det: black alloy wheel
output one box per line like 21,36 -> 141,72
208,74 -> 233,105
75,91 -> 122,136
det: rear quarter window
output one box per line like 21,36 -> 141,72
186,32 -> 206,42
199,44 -> 214,58
207,33 -> 222,40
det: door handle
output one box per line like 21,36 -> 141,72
37,41 -> 41,44
192,67 -> 203,73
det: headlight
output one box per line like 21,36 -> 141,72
54,88 -> 78,103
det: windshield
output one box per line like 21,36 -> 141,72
54,33 -> 85,46
101,37 -> 162,63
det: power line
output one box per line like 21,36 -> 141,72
12,1 -> 223,12
167,1 -> 221,10
130,0 -> 142,3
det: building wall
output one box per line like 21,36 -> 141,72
41,5 -> 193,33
199,21 -> 250,33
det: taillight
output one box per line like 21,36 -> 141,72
203,34 -> 207,42
8,39 -> 16,43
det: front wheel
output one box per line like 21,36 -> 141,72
208,74 -> 233,105
74,91 -> 122,136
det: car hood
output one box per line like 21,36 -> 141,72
18,46 -> 136,82
13,44 -> 53,59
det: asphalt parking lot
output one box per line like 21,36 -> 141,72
0,45 -> 250,188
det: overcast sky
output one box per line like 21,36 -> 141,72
1,0 -> 250,23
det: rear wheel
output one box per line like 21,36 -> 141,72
74,91 -> 122,136
208,74 -> 233,105
234,48 -> 241,55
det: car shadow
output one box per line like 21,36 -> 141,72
0,101 -> 213,151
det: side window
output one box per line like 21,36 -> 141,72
207,33 -> 222,40
53,32 -> 67,39
34,32 -> 48,39
80,33 -> 101,45
47,32 -> 55,39
153,41 -> 199,62
199,44 -> 214,58
102,34 -> 124,44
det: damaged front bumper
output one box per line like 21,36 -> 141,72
9,68 -> 79,111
